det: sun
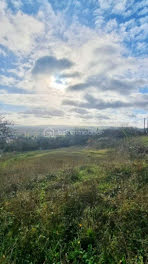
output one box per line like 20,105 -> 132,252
51,74 -> 67,90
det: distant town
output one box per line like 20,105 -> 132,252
14,125 -> 103,138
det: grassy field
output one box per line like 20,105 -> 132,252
0,139 -> 148,263
0,147 -> 110,199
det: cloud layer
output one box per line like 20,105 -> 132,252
0,0 -> 147,127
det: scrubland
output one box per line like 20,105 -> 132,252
0,136 -> 147,263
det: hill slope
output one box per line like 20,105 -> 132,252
0,141 -> 148,263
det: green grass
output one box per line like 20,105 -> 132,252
0,144 -> 147,264
140,136 -> 148,146
0,147 -> 110,199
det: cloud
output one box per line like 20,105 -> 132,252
0,47 -> 7,56
97,0 -> 134,15
0,85 -> 31,94
95,114 -> 110,120
63,93 -> 148,110
95,44 -> 120,55
68,82 -> 89,91
0,6 -> 44,54
68,75 -> 146,94
70,108 -> 89,115
0,0 -> 147,127
59,72 -> 80,79
32,56 -> 74,76
80,111 -> 111,120
94,0 -> 148,49
22,107 -> 64,118
138,7 -> 148,15
10,0 -> 22,10
97,0 -> 148,16
63,97 -> 130,110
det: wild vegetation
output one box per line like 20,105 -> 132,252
3,127 -> 143,153
0,116 -> 12,153
0,134 -> 147,264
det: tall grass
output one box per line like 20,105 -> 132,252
0,141 -> 147,263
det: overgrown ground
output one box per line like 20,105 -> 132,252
0,137 -> 148,263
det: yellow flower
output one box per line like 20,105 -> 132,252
79,224 -> 82,227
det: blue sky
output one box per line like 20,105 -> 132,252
0,0 -> 147,127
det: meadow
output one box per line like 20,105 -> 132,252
0,136 -> 148,263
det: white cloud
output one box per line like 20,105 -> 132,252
97,0 -> 135,15
0,47 -> 6,56
139,7 -> 148,15
11,0 -> 22,10
0,4 -> 44,55
0,75 -> 18,86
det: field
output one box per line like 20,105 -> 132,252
0,147 -> 110,199
0,138 -> 148,263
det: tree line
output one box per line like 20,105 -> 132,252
0,115 -> 143,153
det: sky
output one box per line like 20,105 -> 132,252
0,0 -> 148,127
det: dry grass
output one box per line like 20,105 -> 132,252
0,147 -> 109,199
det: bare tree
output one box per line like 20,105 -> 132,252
0,115 -> 12,151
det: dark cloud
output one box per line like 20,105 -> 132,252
67,74 -> 146,94
80,114 -> 93,120
59,72 -> 80,78
22,107 -> 64,118
67,75 -> 102,91
63,93 -> 148,110
63,99 -> 78,107
68,82 -> 90,91
135,94 -> 148,109
32,56 -> 74,75
80,113 -> 110,121
63,96 -> 130,110
95,114 -> 110,120
70,108 -> 89,115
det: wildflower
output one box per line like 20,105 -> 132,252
79,224 -> 82,227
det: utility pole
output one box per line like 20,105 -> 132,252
144,118 -> 148,135
144,118 -> 146,134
